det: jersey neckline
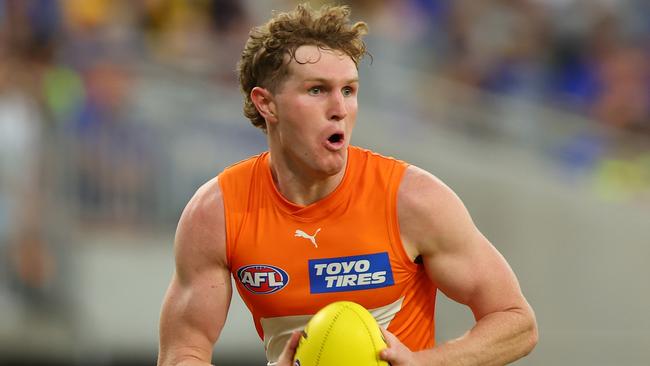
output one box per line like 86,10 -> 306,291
261,146 -> 356,221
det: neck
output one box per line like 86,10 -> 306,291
268,152 -> 347,207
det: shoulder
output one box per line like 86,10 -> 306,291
349,146 -> 408,183
221,152 -> 267,178
219,152 -> 267,199
398,165 -> 461,217
350,145 -> 406,166
397,165 -> 473,257
178,177 -> 225,232
174,177 -> 227,277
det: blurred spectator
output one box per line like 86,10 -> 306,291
593,44 -> 649,134
0,0 -> 61,311
210,0 -> 248,34
139,0 -> 216,72
209,0 -> 252,84
442,0 -> 549,96
61,0 -> 141,70
139,0 -> 251,82
548,4 -> 619,112
70,60 -> 157,227
539,0 -> 650,134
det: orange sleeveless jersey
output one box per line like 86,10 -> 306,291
218,146 -> 437,362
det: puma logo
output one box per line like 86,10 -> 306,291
294,228 -> 321,248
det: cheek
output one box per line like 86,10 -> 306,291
347,97 -> 358,111
280,107 -> 315,138
347,99 -> 358,119
283,98 -> 317,125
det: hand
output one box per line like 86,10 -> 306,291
380,328 -> 419,366
275,331 -> 301,366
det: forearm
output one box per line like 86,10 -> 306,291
157,340 -> 216,366
175,361 -> 213,366
416,308 -> 538,366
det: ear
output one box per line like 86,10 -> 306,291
250,86 -> 278,125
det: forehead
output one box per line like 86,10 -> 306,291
284,45 -> 358,83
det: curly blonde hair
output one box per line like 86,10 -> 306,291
237,3 -> 369,131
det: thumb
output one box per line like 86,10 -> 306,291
380,347 -> 390,359
378,328 -> 404,364
380,347 -> 399,363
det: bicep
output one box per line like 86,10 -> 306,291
423,229 -> 524,320
399,167 -> 526,321
159,267 -> 232,363
158,178 -> 232,365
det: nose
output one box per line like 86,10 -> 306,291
327,91 -> 348,121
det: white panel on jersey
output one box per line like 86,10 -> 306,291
261,296 -> 405,364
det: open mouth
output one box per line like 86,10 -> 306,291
328,133 -> 344,144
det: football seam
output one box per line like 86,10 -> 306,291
348,304 -> 382,366
314,306 -> 345,366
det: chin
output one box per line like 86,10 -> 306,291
318,156 -> 347,177
321,165 -> 344,177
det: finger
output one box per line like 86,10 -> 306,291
380,327 -> 398,347
286,331 -> 301,352
277,331 -> 302,364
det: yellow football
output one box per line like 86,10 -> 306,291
293,301 -> 389,366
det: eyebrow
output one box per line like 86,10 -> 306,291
303,77 -> 359,84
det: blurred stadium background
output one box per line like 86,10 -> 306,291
1,0 -> 649,365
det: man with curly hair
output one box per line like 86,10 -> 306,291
157,4 -> 537,366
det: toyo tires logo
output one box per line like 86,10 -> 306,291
308,252 -> 394,294
237,264 -> 289,294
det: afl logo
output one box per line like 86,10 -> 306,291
237,264 -> 289,294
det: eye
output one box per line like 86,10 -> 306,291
342,86 -> 355,97
308,86 -> 322,95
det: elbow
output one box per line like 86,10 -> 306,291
506,303 -> 538,359
520,311 -> 539,357
529,319 -> 539,353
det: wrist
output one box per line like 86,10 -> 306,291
412,347 -> 443,366
411,350 -> 426,366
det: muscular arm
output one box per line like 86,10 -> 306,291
157,178 -> 232,366
394,166 -> 538,365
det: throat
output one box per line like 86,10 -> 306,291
277,172 -> 343,206
268,156 -> 347,206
